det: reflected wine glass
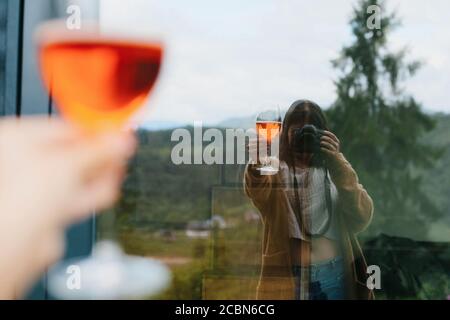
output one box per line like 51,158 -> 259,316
35,20 -> 171,299
256,107 -> 282,175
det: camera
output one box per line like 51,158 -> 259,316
293,124 -> 324,154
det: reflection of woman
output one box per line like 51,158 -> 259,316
244,100 -> 374,300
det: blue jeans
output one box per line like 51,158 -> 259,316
292,256 -> 346,300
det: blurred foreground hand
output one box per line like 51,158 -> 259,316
0,117 -> 137,299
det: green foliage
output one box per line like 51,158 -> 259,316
364,234 -> 449,300
327,0 -> 443,239
162,261 -> 205,300
114,128 -> 222,227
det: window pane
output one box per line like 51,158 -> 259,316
96,0 -> 450,300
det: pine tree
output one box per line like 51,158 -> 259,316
328,0 -> 442,239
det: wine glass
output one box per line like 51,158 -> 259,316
35,20 -> 171,299
36,20 -> 163,131
255,107 -> 282,175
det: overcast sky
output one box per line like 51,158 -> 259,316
100,0 -> 450,125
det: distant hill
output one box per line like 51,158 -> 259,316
139,120 -> 186,131
216,110 -> 288,129
216,115 -> 256,129
114,112 -> 450,242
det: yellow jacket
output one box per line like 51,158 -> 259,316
244,152 -> 374,300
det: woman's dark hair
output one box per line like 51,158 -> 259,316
279,100 -> 329,168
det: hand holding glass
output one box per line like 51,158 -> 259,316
255,108 -> 281,175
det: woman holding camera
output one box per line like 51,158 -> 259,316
244,100 -> 374,300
